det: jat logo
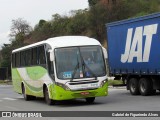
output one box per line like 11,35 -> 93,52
121,24 -> 158,63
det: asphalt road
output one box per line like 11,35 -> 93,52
0,85 -> 160,120
0,85 -> 160,111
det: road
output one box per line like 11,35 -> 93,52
0,85 -> 160,111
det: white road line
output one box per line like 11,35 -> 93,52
0,85 -> 12,87
5,106 -> 20,110
109,89 -> 126,91
2,97 -> 17,101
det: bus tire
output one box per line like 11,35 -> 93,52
22,84 -> 32,101
139,78 -> 153,96
129,78 -> 140,95
85,97 -> 95,104
44,87 -> 55,105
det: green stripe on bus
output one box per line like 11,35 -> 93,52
23,80 -> 43,92
26,66 -> 47,80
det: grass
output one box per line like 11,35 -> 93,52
108,80 -> 123,86
0,80 -> 12,85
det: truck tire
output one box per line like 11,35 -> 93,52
139,78 -> 153,96
129,78 -> 139,95
44,87 -> 55,105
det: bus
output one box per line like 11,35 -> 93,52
12,36 -> 108,105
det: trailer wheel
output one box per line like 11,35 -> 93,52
139,78 -> 153,96
129,78 -> 139,95
44,87 -> 55,105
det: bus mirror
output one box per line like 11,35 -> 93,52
50,52 -> 55,61
102,47 -> 108,59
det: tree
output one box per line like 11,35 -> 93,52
67,10 -> 89,35
87,3 -> 110,43
0,18 -> 31,72
29,20 -> 53,42
10,18 -> 32,38
88,0 -> 98,7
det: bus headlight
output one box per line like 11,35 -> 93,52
56,82 -> 70,91
100,79 -> 108,87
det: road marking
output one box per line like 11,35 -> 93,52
0,85 -> 12,87
109,89 -> 126,91
5,106 -> 20,110
3,98 -> 17,101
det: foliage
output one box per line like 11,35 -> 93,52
108,80 -> 123,86
10,18 -> 32,37
88,0 -> 98,7
1,0 -> 160,77
0,80 -> 12,84
67,9 -> 89,35
0,18 -> 31,70
23,0 -> 160,44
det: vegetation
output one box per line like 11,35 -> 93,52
108,80 -> 123,86
0,80 -> 12,85
1,0 -> 160,78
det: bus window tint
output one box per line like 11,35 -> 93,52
38,46 -> 46,65
47,52 -> 54,79
12,54 -> 15,67
55,47 -> 81,79
26,49 -> 32,66
16,52 -> 20,67
80,46 -> 106,76
32,47 -> 37,65
20,51 -> 25,66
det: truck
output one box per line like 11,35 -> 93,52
106,12 -> 160,96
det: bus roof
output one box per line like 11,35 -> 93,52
12,36 -> 101,53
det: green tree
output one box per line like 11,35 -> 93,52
67,10 -> 89,35
0,18 -> 31,71
88,0 -> 98,7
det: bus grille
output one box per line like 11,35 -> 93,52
69,80 -> 98,85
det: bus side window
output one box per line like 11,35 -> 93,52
47,52 -> 54,79
38,45 -> 46,65
21,51 -> 25,67
12,54 -> 15,68
25,49 -> 32,66
16,52 -> 20,67
32,47 -> 37,65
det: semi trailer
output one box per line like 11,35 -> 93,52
106,12 -> 160,96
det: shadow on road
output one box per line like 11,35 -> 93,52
17,97 -> 104,107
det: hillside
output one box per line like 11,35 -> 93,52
1,0 -> 160,77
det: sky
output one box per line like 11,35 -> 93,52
0,0 -> 88,47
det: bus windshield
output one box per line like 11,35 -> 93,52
55,46 -> 106,80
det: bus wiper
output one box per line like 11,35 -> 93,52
81,58 -> 97,80
70,62 -> 79,82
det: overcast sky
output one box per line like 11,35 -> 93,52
0,0 -> 88,47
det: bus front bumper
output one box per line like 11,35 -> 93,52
49,82 -> 108,100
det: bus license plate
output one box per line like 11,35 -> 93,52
81,92 -> 89,95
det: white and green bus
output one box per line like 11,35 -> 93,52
12,36 -> 108,105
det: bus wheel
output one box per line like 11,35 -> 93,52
139,78 -> 153,96
44,87 -> 55,105
22,84 -> 32,101
85,97 -> 95,104
129,78 -> 140,95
